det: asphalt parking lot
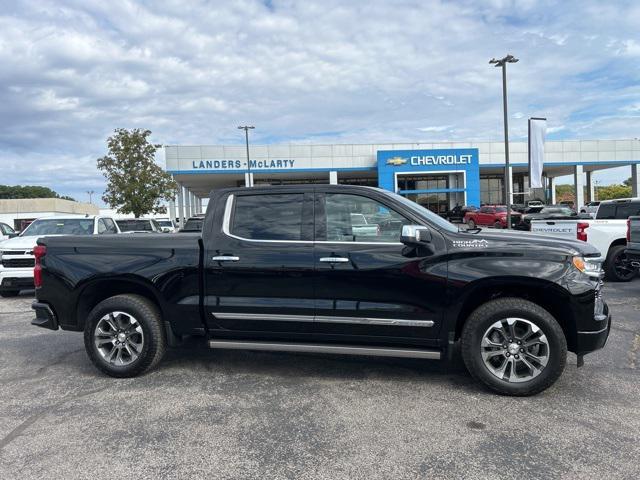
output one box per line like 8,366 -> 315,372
1,283 -> 639,479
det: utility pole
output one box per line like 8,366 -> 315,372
490,54 -> 519,229
238,125 -> 255,187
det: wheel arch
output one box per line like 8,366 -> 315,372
606,237 -> 627,253
75,276 -> 165,330
451,277 -> 577,351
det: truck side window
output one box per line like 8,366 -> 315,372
616,202 -> 640,219
232,194 -> 304,240
596,203 -> 616,219
325,194 -> 410,243
103,218 -> 118,234
97,219 -> 107,234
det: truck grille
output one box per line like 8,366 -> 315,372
1,258 -> 35,268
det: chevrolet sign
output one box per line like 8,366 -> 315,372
386,157 -> 407,166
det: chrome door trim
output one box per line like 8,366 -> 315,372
315,316 -> 434,327
211,312 -> 433,327
211,256 -> 240,262
319,257 -> 350,263
211,312 -> 315,323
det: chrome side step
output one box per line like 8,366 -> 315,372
208,339 -> 441,360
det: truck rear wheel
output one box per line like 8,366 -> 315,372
0,290 -> 20,298
461,297 -> 567,396
604,245 -> 636,282
84,294 -> 166,378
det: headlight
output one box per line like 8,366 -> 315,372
572,256 -> 603,278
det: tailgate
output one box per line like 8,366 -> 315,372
630,216 -> 640,244
530,220 -> 578,240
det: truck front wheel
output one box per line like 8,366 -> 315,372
461,298 -> 567,396
84,294 -> 166,378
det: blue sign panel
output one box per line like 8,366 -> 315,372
377,148 -> 480,207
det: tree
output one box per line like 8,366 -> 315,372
0,185 -> 75,201
97,128 -> 176,218
596,184 -> 632,201
555,184 -> 575,203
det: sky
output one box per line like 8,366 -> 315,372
1,0 -> 639,205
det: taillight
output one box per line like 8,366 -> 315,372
33,245 -> 46,288
577,222 -> 589,242
627,218 -> 631,243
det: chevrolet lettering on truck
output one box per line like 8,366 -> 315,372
32,185 -> 610,396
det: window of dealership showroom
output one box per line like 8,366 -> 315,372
377,149 -> 480,214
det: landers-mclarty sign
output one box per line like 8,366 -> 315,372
191,159 -> 296,170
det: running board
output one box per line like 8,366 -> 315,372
208,340 -> 441,360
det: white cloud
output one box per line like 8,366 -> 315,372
417,125 -> 453,133
0,0 -> 639,201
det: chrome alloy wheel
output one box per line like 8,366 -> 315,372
480,318 -> 550,383
94,311 -> 144,366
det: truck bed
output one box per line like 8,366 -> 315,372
36,233 -> 202,332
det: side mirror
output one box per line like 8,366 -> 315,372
401,225 -> 432,245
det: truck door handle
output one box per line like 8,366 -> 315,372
212,256 -> 240,262
319,257 -> 349,263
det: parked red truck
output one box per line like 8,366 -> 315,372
463,205 -> 522,229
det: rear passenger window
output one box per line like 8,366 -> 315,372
231,194 -> 304,240
616,202 -> 640,219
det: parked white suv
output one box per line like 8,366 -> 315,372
579,201 -> 601,218
0,215 -> 120,297
531,198 -> 640,281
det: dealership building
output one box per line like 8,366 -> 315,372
164,139 -> 640,222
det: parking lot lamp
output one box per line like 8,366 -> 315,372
238,125 -> 255,187
489,54 -> 518,228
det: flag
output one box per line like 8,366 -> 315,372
529,118 -> 546,189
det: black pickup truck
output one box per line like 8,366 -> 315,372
32,185 -> 610,396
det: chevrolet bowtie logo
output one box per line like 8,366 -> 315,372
386,156 -> 407,166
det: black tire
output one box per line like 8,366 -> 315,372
493,220 -> 503,229
0,290 -> 20,298
604,245 -> 636,282
467,219 -> 476,229
84,294 -> 166,378
461,297 -> 567,396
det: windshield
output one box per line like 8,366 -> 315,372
157,220 -> 173,227
387,191 -> 458,233
183,218 -> 203,231
495,207 -> 507,213
117,220 -> 154,232
21,218 -> 94,236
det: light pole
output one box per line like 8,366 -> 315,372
490,54 -> 518,229
86,190 -> 95,204
238,125 -> 255,187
